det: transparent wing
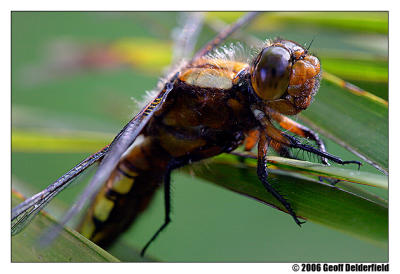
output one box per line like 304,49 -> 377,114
171,12 -> 204,64
191,12 -> 261,62
11,146 -> 109,235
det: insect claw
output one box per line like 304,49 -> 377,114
318,176 -> 342,187
287,208 -> 305,227
342,160 -> 362,170
294,218 -> 306,227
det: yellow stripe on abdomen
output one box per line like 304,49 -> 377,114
79,164 -> 140,239
111,165 -> 138,194
111,175 -> 135,194
93,197 -> 114,222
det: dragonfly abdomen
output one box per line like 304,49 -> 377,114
78,136 -> 171,247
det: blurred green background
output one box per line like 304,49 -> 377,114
11,12 -> 388,262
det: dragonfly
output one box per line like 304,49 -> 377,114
12,12 -> 363,257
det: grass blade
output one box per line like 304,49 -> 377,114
188,154 -> 388,247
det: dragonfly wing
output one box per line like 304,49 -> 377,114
171,12 -> 204,64
191,12 -> 261,63
11,146 -> 109,235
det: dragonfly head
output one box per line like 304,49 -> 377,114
250,39 -> 321,105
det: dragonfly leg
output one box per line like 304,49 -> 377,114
140,165 -> 173,257
268,110 -> 328,165
257,133 -> 305,227
283,133 -> 361,169
269,139 -> 294,159
244,129 -> 260,151
243,128 -> 293,159
254,109 -> 362,169
140,157 -> 189,257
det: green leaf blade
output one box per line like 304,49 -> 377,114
300,79 -> 388,171
189,155 -> 388,247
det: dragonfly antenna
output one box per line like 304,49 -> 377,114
306,36 -> 316,52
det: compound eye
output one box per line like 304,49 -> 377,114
251,46 -> 291,100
